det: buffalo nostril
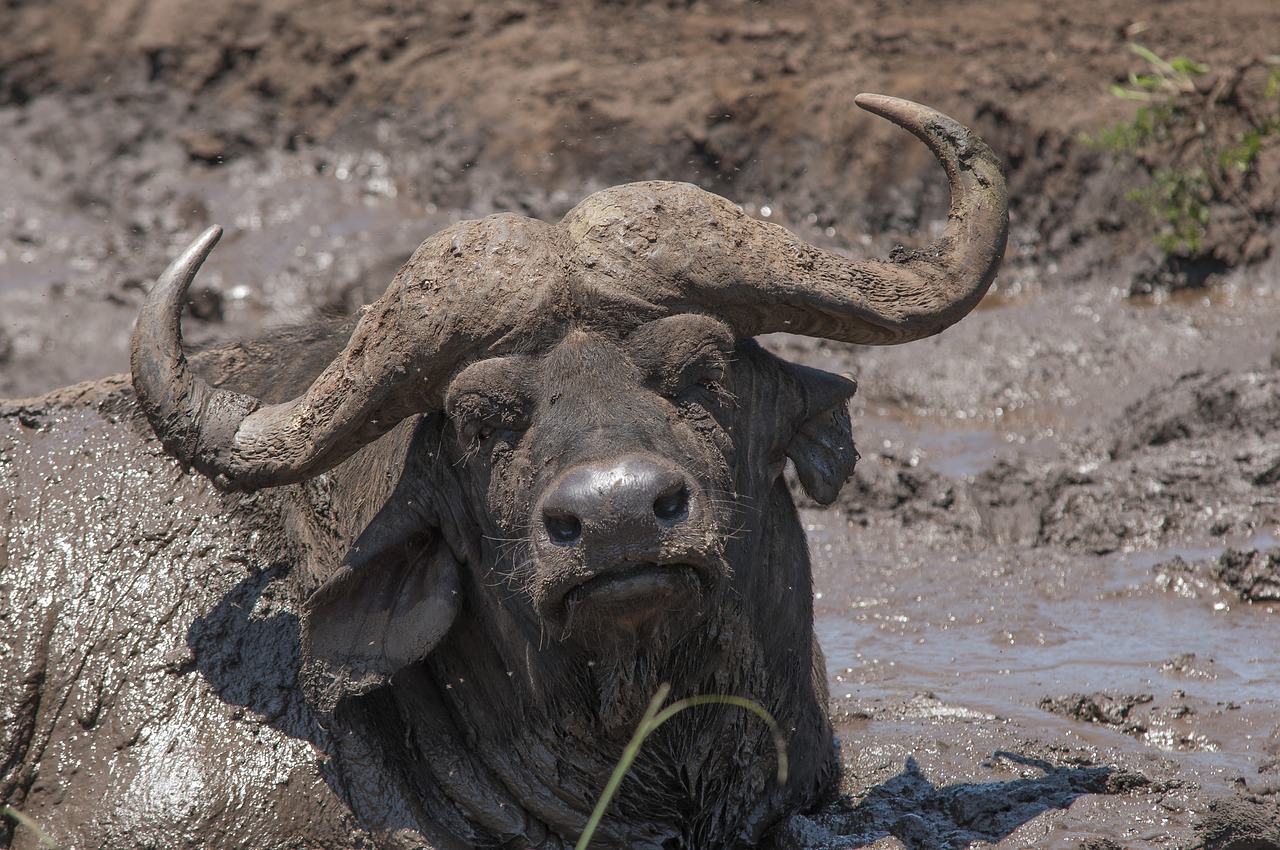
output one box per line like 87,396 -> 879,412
544,511 -> 583,546
652,485 -> 690,525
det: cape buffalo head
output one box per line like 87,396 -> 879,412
130,94 -> 1006,845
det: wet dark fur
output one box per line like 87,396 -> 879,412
192,313 -> 857,849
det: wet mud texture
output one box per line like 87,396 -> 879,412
3,1 -> 1280,848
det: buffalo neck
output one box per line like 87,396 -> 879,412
352,475 -> 835,849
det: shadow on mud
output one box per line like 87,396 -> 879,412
793,753 -> 1117,849
185,564 -> 433,836
185,562 -> 335,749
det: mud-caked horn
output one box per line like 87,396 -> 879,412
561,93 -> 1009,345
132,94 -> 1006,493
131,214 -> 568,491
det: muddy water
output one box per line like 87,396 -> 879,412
808,457 -> 1280,800
789,261 -> 1279,844
778,260 -> 1280,843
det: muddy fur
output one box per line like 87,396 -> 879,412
1,307 -> 858,849
290,324 -> 857,848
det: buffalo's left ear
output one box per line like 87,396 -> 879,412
784,364 -> 859,506
300,498 -> 461,713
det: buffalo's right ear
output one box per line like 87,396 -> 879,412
300,505 -> 461,713
784,363 -> 859,506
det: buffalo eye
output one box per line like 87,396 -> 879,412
451,402 -> 530,449
666,359 -> 729,405
458,418 -> 498,445
444,356 -> 533,450
628,315 -> 736,406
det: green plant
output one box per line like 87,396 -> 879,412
1,805 -> 60,848
1087,44 -> 1280,259
574,684 -> 788,850
1124,166 -> 1211,256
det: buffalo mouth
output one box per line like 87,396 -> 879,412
559,560 -> 717,635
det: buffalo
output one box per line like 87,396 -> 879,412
1,94 -> 1006,849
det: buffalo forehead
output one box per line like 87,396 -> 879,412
532,331 -> 667,441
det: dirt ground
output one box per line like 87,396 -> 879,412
2,0 -> 1279,847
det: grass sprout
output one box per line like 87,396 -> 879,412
574,683 -> 788,850
1,805 -> 60,848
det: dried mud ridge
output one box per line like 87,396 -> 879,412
1157,548 -> 1280,605
835,368 -> 1280,554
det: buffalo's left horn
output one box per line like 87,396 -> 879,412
562,93 -> 1008,346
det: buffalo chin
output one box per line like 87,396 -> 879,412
560,562 -> 711,652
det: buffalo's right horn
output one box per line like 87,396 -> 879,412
131,214 -> 567,491
130,226 -> 262,490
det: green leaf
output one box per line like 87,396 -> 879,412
0,806 -> 60,849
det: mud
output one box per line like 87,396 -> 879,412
2,0 -> 1280,848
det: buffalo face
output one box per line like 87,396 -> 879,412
445,314 -> 739,653
440,312 -> 858,664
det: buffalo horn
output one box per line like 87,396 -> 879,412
132,95 -> 1006,491
562,93 -> 1009,346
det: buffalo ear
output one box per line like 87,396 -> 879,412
300,514 -> 461,712
784,364 -> 859,506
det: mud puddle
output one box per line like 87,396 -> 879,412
850,412 -> 1058,479
809,511 -> 1280,795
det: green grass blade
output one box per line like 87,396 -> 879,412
0,806 -> 60,848
573,685 -> 788,850
575,683 -> 672,850
651,695 -> 788,784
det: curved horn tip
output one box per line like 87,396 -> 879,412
140,225 -> 226,315
133,224 -> 226,358
192,223 -> 224,251
852,93 -> 1003,174
167,224 -> 224,292
132,223 -> 247,486
853,93 -> 936,125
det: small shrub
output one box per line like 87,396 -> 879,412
1087,44 -> 1280,262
